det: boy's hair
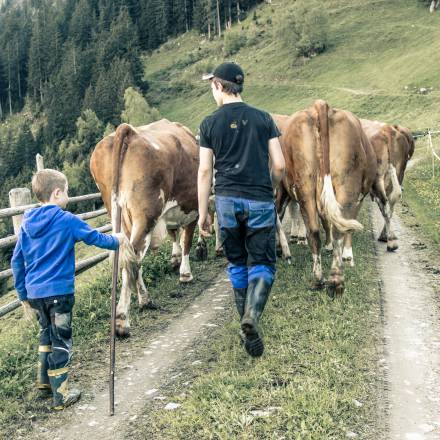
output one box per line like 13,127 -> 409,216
32,169 -> 68,202
213,76 -> 243,96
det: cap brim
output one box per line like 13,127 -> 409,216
202,73 -> 214,81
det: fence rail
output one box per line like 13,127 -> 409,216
0,154 -> 111,320
0,193 -> 102,219
0,251 -> 111,318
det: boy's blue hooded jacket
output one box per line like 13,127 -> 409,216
11,205 -> 119,301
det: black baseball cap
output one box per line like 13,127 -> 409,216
202,62 -> 245,85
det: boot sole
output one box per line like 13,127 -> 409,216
241,321 -> 264,357
51,391 -> 81,411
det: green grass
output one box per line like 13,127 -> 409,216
144,0 -> 440,132
402,135 -> 440,247
0,235 -> 225,438
128,208 -> 384,440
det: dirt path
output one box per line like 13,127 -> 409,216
29,272 -> 232,440
372,206 -> 440,439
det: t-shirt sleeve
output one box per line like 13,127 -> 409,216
199,118 -> 213,149
266,113 -> 281,140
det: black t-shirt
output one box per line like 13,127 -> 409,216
199,102 -> 281,202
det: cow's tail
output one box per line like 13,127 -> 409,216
315,100 -> 363,233
111,123 -> 138,271
384,126 -> 402,205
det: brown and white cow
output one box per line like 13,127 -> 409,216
357,119 -> 414,252
90,119 -> 206,337
272,100 -> 377,297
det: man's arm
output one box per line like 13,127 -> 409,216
198,147 -> 214,236
268,137 -> 286,188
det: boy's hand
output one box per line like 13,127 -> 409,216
113,233 -> 127,244
21,301 -> 37,322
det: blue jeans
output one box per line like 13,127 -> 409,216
215,196 -> 276,288
29,295 -> 74,370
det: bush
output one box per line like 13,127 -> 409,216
281,0 -> 329,58
121,87 -> 161,127
223,30 -> 247,56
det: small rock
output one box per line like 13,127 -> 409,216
353,399 -> 363,408
164,402 -> 181,410
145,389 -> 158,396
346,432 -> 358,438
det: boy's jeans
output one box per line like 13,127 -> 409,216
28,295 -> 74,370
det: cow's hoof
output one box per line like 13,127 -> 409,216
276,246 -> 283,257
170,255 -> 182,271
195,243 -> 208,261
180,273 -> 194,283
115,320 -> 131,338
297,237 -> 307,246
138,298 -> 157,311
327,276 -> 344,299
215,248 -> 224,258
324,243 -> 333,252
387,240 -> 398,252
342,257 -> 355,267
310,278 -> 325,291
286,257 -> 292,265
145,300 -> 160,310
378,235 -> 387,243
289,235 -> 297,244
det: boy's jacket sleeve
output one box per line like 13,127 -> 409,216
11,233 -> 28,301
69,214 -> 119,250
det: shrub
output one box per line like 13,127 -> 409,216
223,30 -> 247,56
281,0 -> 329,58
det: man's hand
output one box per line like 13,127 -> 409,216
21,300 -> 37,322
198,214 -> 212,237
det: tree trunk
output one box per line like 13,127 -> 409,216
208,0 -> 212,39
237,1 -> 240,23
184,0 -> 189,32
216,0 -> 221,37
7,43 -> 12,115
16,40 -> 22,101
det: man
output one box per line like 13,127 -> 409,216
198,62 -> 285,357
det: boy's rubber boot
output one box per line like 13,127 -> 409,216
48,367 -> 81,410
241,278 -> 272,358
36,345 -> 52,394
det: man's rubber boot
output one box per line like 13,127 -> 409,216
36,345 -> 52,395
241,278 -> 272,358
48,367 -> 81,410
233,288 -> 247,319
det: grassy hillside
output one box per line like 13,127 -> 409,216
143,0 -> 440,132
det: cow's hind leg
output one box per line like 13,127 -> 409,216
327,229 -> 345,299
321,216 -> 333,251
289,200 -> 307,245
302,199 -> 324,290
180,220 -> 197,282
168,228 -> 182,270
276,214 -> 291,264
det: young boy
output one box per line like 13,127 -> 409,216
11,169 -> 124,410
198,62 -> 285,357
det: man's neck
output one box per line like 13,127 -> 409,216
222,94 -> 243,105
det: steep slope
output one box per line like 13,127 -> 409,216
143,0 -> 440,131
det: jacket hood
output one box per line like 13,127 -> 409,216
22,205 -> 65,238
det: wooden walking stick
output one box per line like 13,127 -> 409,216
109,204 -> 122,416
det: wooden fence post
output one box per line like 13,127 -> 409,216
8,188 -> 31,234
36,154 -> 44,171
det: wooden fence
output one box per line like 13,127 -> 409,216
0,155 -> 111,318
